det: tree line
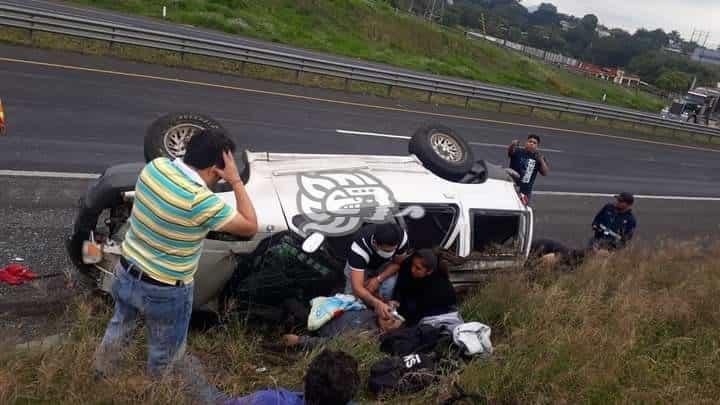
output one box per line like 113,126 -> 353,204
388,0 -> 720,93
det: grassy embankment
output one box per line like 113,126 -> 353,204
3,242 -> 720,403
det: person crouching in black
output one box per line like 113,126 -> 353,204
391,249 -> 458,326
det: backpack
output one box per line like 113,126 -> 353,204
379,324 -> 447,357
368,353 -> 438,396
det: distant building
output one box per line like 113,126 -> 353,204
574,64 -> 641,87
596,28 -> 612,38
559,21 -> 574,32
662,46 -> 684,55
612,69 -> 641,87
692,48 -> 720,66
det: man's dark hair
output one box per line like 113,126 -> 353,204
183,128 -> 236,170
304,349 -> 360,405
528,134 -> 541,144
373,222 -> 402,247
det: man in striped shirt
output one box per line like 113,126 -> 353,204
94,128 -> 258,378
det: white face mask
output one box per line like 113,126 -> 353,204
375,246 -> 395,259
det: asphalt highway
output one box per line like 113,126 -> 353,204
1,44 -> 720,198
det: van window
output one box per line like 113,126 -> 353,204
471,211 -> 522,256
399,204 -> 458,251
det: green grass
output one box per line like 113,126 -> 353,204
65,0 -> 666,113
5,243 -> 720,403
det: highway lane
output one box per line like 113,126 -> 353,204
1,44 -> 719,197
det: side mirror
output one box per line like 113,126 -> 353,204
302,232 -> 326,254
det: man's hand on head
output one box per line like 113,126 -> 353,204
213,150 -> 242,186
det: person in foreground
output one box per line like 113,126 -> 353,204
186,349 -> 361,405
344,222 -> 410,322
94,128 -> 258,378
507,134 -> 549,204
590,192 -> 637,251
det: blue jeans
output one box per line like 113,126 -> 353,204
94,261 -> 194,377
343,262 -> 397,301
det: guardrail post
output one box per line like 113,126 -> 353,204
428,91 -> 433,103
465,96 -> 470,109
498,101 -> 503,112
28,14 -> 35,42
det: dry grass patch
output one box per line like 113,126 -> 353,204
348,80 -> 390,97
457,241 -> 720,403
110,44 -> 182,67
0,27 -> 32,46
299,72 -> 347,91
5,242 -> 720,403
243,63 -> 297,83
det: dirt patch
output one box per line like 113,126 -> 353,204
0,277 -> 78,347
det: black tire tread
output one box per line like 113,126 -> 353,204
409,124 -> 475,181
144,113 -> 225,162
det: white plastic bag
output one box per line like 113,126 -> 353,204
452,322 -> 493,356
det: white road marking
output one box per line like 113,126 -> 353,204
0,170 -> 99,179
534,191 -> 720,202
469,142 -> 564,153
336,129 -> 563,152
335,129 -> 410,140
0,169 -> 718,201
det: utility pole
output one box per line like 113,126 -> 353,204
480,13 -> 487,34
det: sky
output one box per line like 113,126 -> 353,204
524,0 -> 720,48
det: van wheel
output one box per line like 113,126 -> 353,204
144,113 -> 226,162
409,125 -> 475,181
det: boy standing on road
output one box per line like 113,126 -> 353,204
94,128 -> 258,378
508,134 -> 549,204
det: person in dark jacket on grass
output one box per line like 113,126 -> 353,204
392,249 -> 458,326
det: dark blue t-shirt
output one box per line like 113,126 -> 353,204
509,148 -> 540,195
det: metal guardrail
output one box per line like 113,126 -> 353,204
1,4 -> 719,138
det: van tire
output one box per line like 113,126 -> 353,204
144,113 -> 225,162
409,125 -> 475,181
